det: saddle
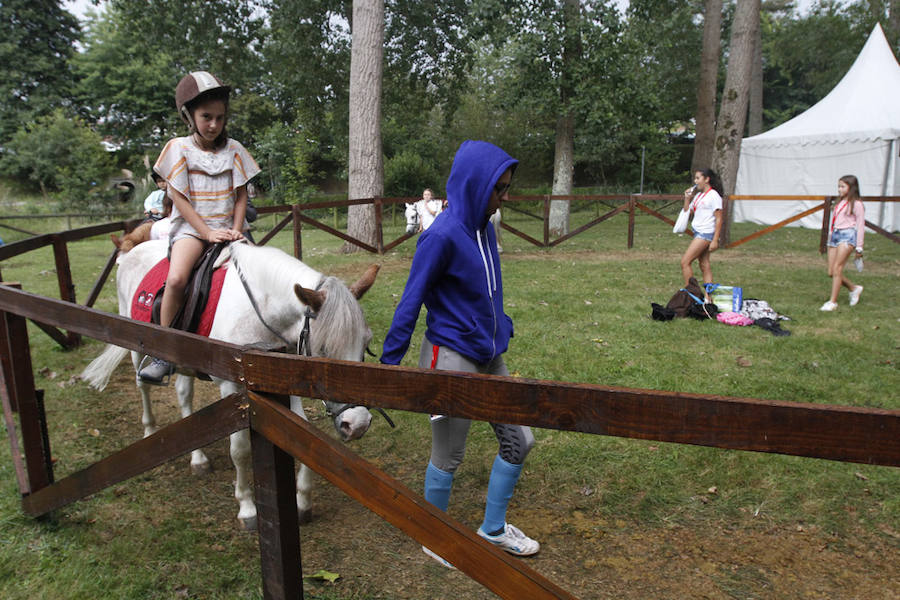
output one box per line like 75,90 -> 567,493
131,243 -> 230,338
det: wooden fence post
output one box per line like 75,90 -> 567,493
51,235 -> 80,347
820,196 -> 833,254
251,395 -> 302,600
374,197 -> 384,254
292,205 -> 303,261
543,195 -> 550,247
627,195 -> 635,249
1,285 -> 53,494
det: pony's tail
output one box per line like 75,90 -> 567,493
81,345 -> 130,391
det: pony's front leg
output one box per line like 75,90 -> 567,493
132,351 -> 158,437
222,380 -> 257,530
175,375 -> 211,475
290,395 -> 314,524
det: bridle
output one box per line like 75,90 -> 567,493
234,259 -> 394,429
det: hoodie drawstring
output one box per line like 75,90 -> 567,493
476,229 -> 496,297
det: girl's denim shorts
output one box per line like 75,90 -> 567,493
694,231 -> 715,242
828,228 -> 857,248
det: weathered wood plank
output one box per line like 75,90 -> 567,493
0,285 -> 243,382
242,352 -> 900,467
247,393 -> 577,600
22,395 -> 249,517
251,395 -> 302,600
1,295 -> 53,493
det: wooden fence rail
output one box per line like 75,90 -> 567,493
2,282 -> 899,598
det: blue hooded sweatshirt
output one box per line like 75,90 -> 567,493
380,140 -> 518,365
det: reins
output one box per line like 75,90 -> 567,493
233,249 -> 394,429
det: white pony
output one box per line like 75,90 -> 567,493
404,202 -> 419,234
82,240 -> 379,529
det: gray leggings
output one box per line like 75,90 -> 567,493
418,340 -> 535,473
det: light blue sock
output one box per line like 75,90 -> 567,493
424,462 -> 454,512
481,455 -> 523,535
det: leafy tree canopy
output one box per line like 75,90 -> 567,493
0,0 -> 80,143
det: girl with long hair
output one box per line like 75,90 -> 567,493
680,168 -> 724,299
820,175 -> 865,311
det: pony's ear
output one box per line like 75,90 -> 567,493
294,283 -> 326,312
348,264 -> 380,299
110,234 -> 122,249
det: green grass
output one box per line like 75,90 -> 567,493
0,205 -> 898,598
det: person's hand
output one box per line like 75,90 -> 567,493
709,239 -> 719,251
855,247 -> 863,256
205,228 -> 236,243
228,228 -> 245,241
683,187 -> 695,199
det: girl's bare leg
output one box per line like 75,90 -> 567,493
161,236 -> 206,327
827,244 -> 854,303
681,237 -> 711,286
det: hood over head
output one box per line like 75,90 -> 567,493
445,140 -> 518,231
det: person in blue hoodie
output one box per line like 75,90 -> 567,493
381,140 -> 539,568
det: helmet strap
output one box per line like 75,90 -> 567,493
180,105 -> 197,133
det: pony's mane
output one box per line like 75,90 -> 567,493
230,243 -> 369,358
313,276 -> 371,358
230,243 -> 320,294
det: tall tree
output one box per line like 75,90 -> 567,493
748,17 -> 763,136
691,0 -> 723,172
548,0 -> 582,236
712,0 -> 760,243
0,0 -> 80,144
345,0 -> 384,252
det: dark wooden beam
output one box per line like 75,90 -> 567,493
247,392 -> 576,600
0,285 -> 244,382
22,395 -> 249,517
242,352 -> 900,467
251,394 -> 302,600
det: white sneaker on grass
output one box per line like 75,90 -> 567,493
849,286 -> 863,306
476,523 -> 540,556
422,545 -> 456,569
819,301 -> 838,312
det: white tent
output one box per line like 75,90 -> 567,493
734,23 -> 900,232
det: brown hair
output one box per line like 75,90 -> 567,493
839,174 -> 861,215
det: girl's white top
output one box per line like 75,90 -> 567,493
154,136 -> 260,239
690,188 -> 723,235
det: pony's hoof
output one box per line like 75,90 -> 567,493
142,426 -> 159,438
238,514 -> 258,532
190,460 -> 212,476
298,508 -> 313,525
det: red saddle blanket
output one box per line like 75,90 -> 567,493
131,258 -> 227,337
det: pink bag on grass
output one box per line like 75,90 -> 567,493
716,311 -> 754,326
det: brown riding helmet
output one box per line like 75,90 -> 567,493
174,71 -> 231,131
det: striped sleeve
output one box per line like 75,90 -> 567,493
230,140 -> 261,188
154,138 -> 190,199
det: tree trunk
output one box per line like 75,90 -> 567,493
712,0 -> 759,245
748,19 -> 763,136
550,114 -> 574,236
345,0 -> 384,253
691,0 -> 723,173
549,0 -> 581,237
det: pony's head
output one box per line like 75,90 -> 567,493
294,263 -> 380,441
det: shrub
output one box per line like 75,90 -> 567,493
0,109 -> 114,210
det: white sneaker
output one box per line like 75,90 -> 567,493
849,286 -> 863,306
477,523 -> 540,556
422,545 -> 456,569
819,301 -> 838,312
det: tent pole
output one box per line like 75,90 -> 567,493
880,139 -> 897,227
